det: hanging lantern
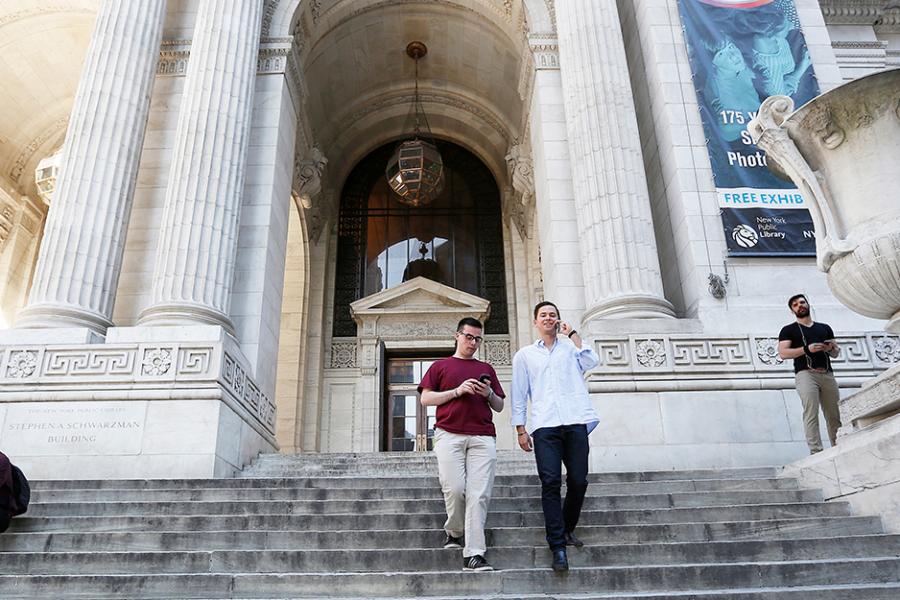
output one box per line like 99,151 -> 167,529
386,42 -> 444,207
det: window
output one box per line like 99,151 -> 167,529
333,141 -> 508,336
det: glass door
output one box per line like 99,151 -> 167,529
385,358 -> 437,451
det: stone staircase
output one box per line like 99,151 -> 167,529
1,451 -> 899,598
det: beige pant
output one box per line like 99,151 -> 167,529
433,428 -> 497,558
795,369 -> 842,453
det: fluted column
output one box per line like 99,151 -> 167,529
556,1 -> 674,321
139,0 -> 263,331
16,1 -> 167,333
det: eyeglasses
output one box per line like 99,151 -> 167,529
457,332 -> 483,343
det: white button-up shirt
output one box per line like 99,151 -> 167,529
511,338 -> 600,435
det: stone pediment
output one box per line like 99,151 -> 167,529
350,277 -> 490,324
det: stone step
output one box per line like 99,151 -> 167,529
28,477 -> 802,502
24,489 -> 824,517
27,469 -> 782,491
1,557 -> 898,598
275,583 -> 900,600
6,503 -> 853,533
2,535 -> 899,575
240,465 -> 779,480
0,516 -> 883,552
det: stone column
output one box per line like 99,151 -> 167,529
139,0 -> 263,332
556,1 -> 674,321
15,1 -> 167,333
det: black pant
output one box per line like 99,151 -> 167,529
532,424 -> 589,550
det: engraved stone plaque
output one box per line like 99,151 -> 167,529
1,402 -> 147,456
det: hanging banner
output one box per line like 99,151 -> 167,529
676,0 -> 819,256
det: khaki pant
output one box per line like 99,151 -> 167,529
795,369 -> 842,453
433,428 -> 497,558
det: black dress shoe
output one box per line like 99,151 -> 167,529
564,531 -> 584,547
551,548 -> 569,572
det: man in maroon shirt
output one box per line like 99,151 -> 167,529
418,317 -> 505,572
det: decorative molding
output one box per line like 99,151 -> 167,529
635,340 -> 666,368
820,0 -> 885,25
141,348 -> 173,376
292,146 -> 327,209
0,342 -> 275,435
0,202 -> 14,251
330,341 -> 358,369
6,351 -> 37,379
590,332 -> 900,383
504,143 -> 535,239
873,335 -> 900,363
756,338 -> 784,366
157,40 -> 303,81
343,91 -> 512,143
832,40 -> 890,50
9,117 -> 68,184
0,5 -> 95,28
529,38 -> 559,70
483,337 -> 511,366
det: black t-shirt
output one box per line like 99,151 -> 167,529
778,321 -> 835,373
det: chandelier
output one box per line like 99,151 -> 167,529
386,41 -> 444,207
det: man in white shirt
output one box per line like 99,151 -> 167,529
511,301 -> 600,572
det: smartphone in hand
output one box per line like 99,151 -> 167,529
478,374 -> 491,385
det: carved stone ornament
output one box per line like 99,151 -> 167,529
292,146 -> 327,209
483,339 -> 512,366
141,348 -> 173,376
873,336 -> 900,363
756,338 -> 784,366
330,342 -> 357,369
749,70 -> 900,333
505,144 -> 535,239
6,351 -> 38,378
635,340 -> 666,368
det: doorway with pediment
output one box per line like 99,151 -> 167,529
270,0 -> 554,454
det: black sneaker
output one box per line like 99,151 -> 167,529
442,533 -> 464,549
463,554 -> 494,572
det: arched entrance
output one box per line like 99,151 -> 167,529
272,0 -> 550,453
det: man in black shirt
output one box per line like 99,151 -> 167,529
777,294 -> 842,454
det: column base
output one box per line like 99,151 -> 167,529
138,302 -> 235,336
0,332 -> 277,479
0,397 -> 276,479
582,294 -> 676,322
15,304 -> 112,336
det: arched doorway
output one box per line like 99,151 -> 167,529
333,141 -> 509,338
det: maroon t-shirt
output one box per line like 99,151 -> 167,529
417,356 -> 505,437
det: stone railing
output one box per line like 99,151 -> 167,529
0,339 -> 276,437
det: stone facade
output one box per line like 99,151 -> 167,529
0,0 -> 897,478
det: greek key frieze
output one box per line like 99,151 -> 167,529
595,340 -> 629,367
831,336 -> 869,363
43,349 -> 134,377
178,348 -> 212,375
671,340 -> 751,367
585,332 -> 896,379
